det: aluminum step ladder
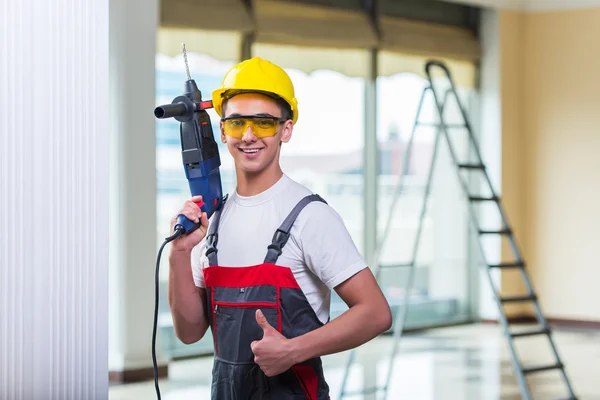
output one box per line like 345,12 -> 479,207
338,60 -> 577,400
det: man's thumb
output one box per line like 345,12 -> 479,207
256,309 -> 274,332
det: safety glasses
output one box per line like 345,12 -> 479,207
221,115 -> 286,138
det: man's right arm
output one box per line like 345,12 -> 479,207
168,249 -> 209,344
167,195 -> 211,345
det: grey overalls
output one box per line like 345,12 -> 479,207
203,194 -> 331,399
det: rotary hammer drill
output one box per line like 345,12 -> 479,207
154,45 -> 225,234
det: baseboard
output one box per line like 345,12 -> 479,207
481,315 -> 600,330
109,365 -> 168,385
481,315 -> 533,325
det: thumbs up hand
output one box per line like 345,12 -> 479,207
251,309 -> 295,377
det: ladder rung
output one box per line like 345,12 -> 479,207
380,262 -> 413,269
479,229 -> 511,235
511,328 -> 550,338
500,295 -> 536,303
458,163 -> 485,169
488,262 -> 524,269
342,387 -> 383,396
522,363 -> 564,375
469,196 -> 499,202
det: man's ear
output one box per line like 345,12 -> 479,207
279,120 -> 293,144
220,121 -> 227,143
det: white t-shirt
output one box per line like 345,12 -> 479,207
191,174 -> 368,324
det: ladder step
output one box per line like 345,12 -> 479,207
469,196 -> 499,202
500,294 -> 536,303
522,363 -> 564,375
458,163 -> 485,169
511,328 -> 550,338
488,262 -> 524,269
380,262 -> 413,269
479,229 -> 511,235
342,387 -> 383,396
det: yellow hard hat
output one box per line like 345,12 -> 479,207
212,57 -> 299,124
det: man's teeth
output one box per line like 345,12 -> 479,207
242,148 -> 261,153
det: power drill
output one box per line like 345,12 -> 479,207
151,43 -> 225,400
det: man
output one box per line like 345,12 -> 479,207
168,57 -> 392,399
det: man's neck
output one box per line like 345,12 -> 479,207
235,165 -> 284,197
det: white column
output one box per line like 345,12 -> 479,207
0,0 -> 109,399
477,8 -> 502,321
108,0 -> 164,378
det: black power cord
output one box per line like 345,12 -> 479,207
152,227 -> 185,400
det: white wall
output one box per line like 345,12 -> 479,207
520,7 -> 600,321
0,0 -> 109,398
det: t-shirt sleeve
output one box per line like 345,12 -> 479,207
298,202 -> 369,290
191,239 -> 208,288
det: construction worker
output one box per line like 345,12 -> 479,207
168,57 -> 392,399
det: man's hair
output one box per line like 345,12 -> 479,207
221,91 -> 293,121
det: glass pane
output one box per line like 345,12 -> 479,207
376,67 -> 477,328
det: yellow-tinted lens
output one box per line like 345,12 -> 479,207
223,118 -> 279,138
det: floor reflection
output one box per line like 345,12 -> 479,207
109,324 -> 600,400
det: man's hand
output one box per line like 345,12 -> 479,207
250,309 -> 295,377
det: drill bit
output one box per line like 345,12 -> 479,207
182,43 -> 191,81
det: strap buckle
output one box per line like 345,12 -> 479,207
205,233 -> 219,256
272,228 -> 289,247
267,228 -> 289,256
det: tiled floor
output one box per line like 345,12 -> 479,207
109,324 -> 600,400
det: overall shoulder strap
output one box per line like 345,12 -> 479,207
264,194 -> 327,265
205,195 -> 228,266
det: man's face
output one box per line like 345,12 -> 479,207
220,93 -> 293,175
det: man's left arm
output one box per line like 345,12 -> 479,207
250,203 -> 392,376
290,267 -> 392,361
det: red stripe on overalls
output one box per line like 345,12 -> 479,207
203,263 -> 301,289
292,365 -> 319,400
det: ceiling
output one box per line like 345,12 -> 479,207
439,0 -> 600,12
